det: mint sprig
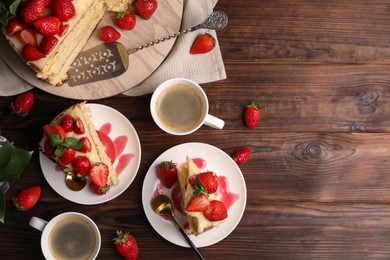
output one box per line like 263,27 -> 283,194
0,0 -> 22,27
192,178 -> 208,197
54,137 -> 84,157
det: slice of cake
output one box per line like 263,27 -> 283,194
2,0 -> 134,86
177,156 -> 228,235
39,101 -> 118,189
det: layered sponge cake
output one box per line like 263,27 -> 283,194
2,0 -> 134,86
39,101 -> 118,190
177,156 -> 228,235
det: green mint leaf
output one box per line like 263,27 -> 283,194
49,134 -> 63,147
63,137 -> 84,149
55,145 -> 65,157
192,178 -> 208,197
9,0 -> 21,15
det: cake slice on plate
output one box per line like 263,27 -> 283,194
39,101 -> 118,190
177,156 -> 228,235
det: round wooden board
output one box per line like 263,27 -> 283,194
0,0 -> 184,100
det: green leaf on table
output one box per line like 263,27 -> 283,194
0,192 -> 4,223
0,146 -> 33,181
0,143 -> 13,172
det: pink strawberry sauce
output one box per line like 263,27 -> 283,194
98,123 -> 133,174
215,175 -> 239,209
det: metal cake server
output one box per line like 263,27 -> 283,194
67,11 -> 228,86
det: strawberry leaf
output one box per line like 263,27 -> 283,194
193,178 -> 208,197
48,134 -> 63,147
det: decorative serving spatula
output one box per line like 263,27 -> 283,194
67,11 -> 228,86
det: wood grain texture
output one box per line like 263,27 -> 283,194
2,0 -> 390,259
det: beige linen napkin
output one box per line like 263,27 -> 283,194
123,0 -> 226,96
0,0 -> 225,97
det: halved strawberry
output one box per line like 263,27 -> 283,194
203,200 -> 228,221
43,124 -> 66,147
60,114 -> 75,133
20,0 -> 45,24
33,16 -> 60,36
73,118 -> 85,134
5,19 -> 25,36
72,156 -> 91,176
89,182 -> 110,195
89,163 -> 109,188
189,171 -> 219,194
21,44 -> 45,61
78,137 -> 92,153
52,0 -> 75,22
186,194 -> 210,212
40,35 -> 58,55
59,147 -> 76,165
43,139 -> 56,158
58,23 -> 69,37
17,28 -> 37,46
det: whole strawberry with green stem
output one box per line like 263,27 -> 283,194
13,186 -> 41,211
11,92 -> 34,117
156,161 -> 177,188
244,101 -> 262,128
113,230 -> 139,260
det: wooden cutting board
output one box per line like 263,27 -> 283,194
0,0 -> 184,100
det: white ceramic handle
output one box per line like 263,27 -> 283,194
29,216 -> 48,232
204,114 -> 225,129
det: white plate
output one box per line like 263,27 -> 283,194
142,142 -> 247,248
39,103 -> 141,205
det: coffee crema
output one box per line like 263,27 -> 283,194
155,83 -> 205,132
48,216 -> 98,260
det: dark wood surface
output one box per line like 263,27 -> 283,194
2,0 -> 390,259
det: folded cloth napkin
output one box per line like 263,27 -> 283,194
0,0 -> 226,97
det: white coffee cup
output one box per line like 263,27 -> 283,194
150,78 -> 225,135
29,212 -> 101,260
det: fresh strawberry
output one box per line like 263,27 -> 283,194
189,171 -> 219,194
43,139 -> 56,158
22,44 -> 45,61
135,0 -> 158,20
58,23 -> 69,37
11,92 -> 34,116
73,118 -> 85,134
40,35 -> 58,55
72,156 -> 91,176
232,147 -> 251,165
5,19 -> 24,36
43,0 -> 52,7
89,163 -> 109,188
100,25 -> 121,43
20,0 -> 45,24
203,200 -> 227,221
244,101 -> 261,128
186,194 -> 210,212
59,147 -> 76,165
113,230 -> 139,260
17,28 -> 37,46
13,186 -> 41,211
52,0 -> 75,22
156,161 -> 177,188
33,16 -> 60,36
190,33 -> 216,54
116,11 -> 136,30
78,137 -> 92,153
60,114 -> 75,132
89,182 -> 110,195
43,125 -> 66,147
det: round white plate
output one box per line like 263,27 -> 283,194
142,142 -> 247,248
39,103 -> 141,205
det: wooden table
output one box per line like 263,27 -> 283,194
2,0 -> 390,259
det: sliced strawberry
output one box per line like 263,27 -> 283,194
189,171 -> 219,194
186,194 -> 210,212
59,147 -> 76,165
40,35 -> 58,55
22,44 -> 45,61
20,0 -> 45,24
5,20 -> 25,36
73,118 -> 85,134
53,0 -> 75,22
89,163 -> 109,188
43,124 -> 66,147
17,28 -> 37,46
78,137 -> 92,153
60,114 -> 75,133
58,23 -> 69,37
72,156 -> 91,176
203,200 -> 228,221
89,182 -> 110,195
33,16 -> 60,36
43,139 -> 56,158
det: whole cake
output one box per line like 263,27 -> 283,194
39,101 -> 118,191
177,156 -> 228,235
2,0 -> 134,86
